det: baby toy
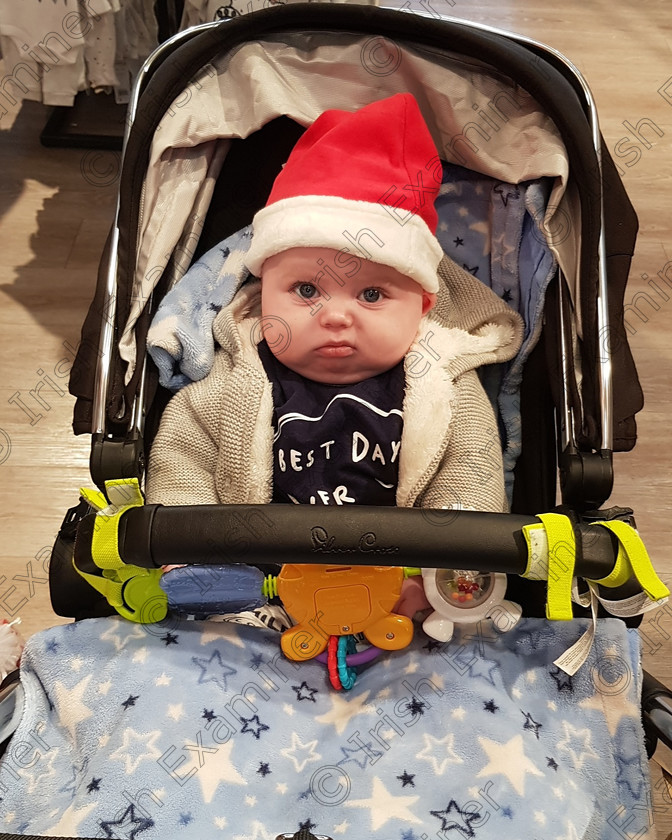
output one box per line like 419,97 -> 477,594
160,564 -> 522,687
275,563 -> 414,661
161,563 -> 417,690
160,563 -> 523,688
421,568 -> 522,642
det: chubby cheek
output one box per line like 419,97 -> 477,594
373,311 -> 422,356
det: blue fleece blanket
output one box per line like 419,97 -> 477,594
0,616 -> 652,839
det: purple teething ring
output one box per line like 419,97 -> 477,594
316,645 -> 383,666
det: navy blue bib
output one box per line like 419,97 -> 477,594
258,340 -> 405,506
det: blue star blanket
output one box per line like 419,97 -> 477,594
0,616 -> 653,839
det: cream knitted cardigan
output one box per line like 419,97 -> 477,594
146,257 -> 524,513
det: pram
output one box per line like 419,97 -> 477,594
2,4 -> 672,839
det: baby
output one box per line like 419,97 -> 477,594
146,93 -> 523,616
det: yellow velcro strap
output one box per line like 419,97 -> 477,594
589,520 -> 670,601
74,478 -> 168,624
79,487 -> 109,512
537,513 -> 576,621
71,556 -> 125,609
588,536 -> 631,589
89,479 -> 144,571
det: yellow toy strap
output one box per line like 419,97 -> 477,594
588,520 -> 669,601
536,513 -> 576,621
74,478 -> 168,624
520,513 -> 577,620
79,487 -> 108,512
72,558 -> 125,609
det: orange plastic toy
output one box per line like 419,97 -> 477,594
277,564 -> 414,661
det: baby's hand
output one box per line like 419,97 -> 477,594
393,577 -> 431,618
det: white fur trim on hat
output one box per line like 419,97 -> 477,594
244,195 -> 444,294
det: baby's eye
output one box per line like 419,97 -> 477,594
360,288 -> 383,303
294,283 -> 319,300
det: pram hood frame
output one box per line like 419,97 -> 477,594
66,3 -> 642,512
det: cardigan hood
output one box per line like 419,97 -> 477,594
207,254 -> 523,508
147,254 -> 520,511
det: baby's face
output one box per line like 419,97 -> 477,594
259,248 -> 436,384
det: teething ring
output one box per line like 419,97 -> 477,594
327,636 -> 343,690
337,636 -> 357,690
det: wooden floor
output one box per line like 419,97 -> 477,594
1,0 -> 671,834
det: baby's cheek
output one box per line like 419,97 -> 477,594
393,577 -> 431,618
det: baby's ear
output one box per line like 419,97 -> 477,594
421,292 -> 437,315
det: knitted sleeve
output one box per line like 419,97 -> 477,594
419,370 -> 508,513
145,383 -> 221,507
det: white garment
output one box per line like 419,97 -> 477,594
0,0 -> 158,107
0,0 -> 87,106
113,0 -> 158,103
84,8 -> 120,89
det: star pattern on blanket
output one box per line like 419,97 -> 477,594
416,732 -> 463,774
192,649 -> 237,689
161,632 -> 179,646
5,616 -> 653,839
292,680 -> 318,702
578,685 -> 639,736
614,751 -> 647,800
314,689 -> 374,735
521,710 -> 542,739
59,757 -> 89,799
54,675 -> 94,739
99,803 -> 154,839
556,722 -> 600,770
100,621 -> 146,652
16,745 -> 60,794
280,732 -> 321,773
430,798 -> 481,838
453,648 -> 501,686
337,741 -> 383,770
477,734 -> 544,796
345,776 -> 422,831
108,728 -> 163,774
405,697 -> 427,718
44,802 -> 99,837
550,667 -> 574,692
240,714 -> 270,739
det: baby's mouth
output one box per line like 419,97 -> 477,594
315,342 -> 355,358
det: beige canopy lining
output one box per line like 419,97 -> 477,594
121,30 -> 579,382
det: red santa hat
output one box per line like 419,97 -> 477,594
245,93 -> 444,294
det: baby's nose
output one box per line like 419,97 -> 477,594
319,302 -> 353,327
